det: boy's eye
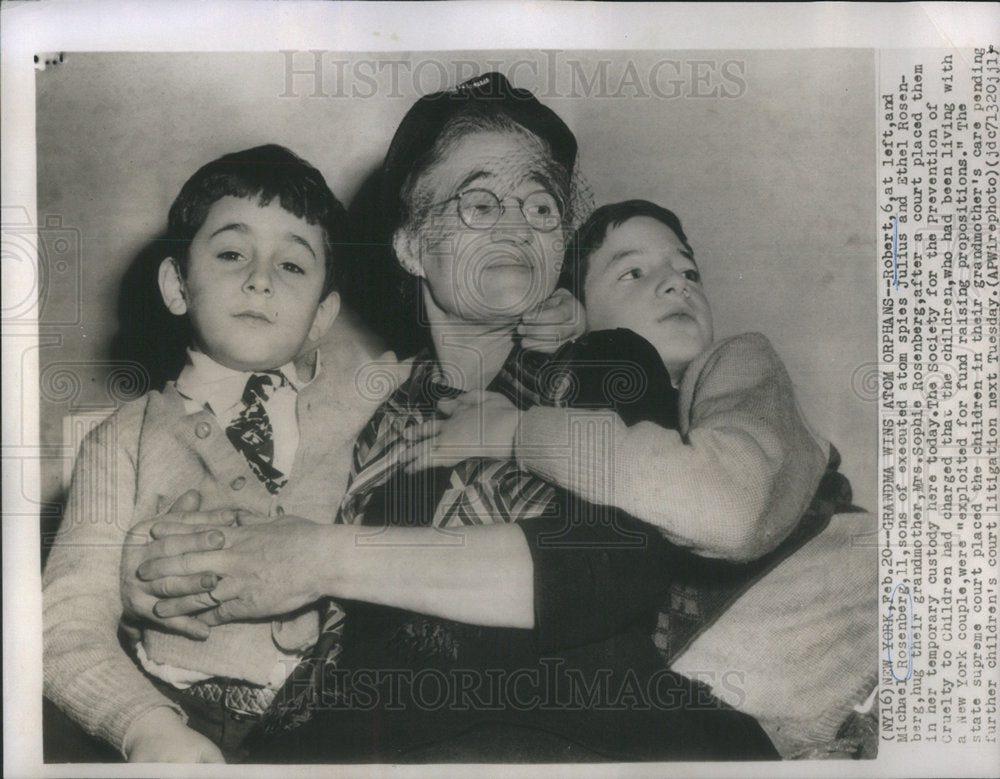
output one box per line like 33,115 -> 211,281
618,267 -> 643,281
683,269 -> 701,283
218,251 -> 245,262
280,261 -> 305,275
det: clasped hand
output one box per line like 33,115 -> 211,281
120,490 -> 327,634
516,287 -> 585,352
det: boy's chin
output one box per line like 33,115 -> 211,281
217,352 -> 303,373
655,342 -> 707,377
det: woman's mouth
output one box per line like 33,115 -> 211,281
483,253 -> 532,270
486,262 -> 532,271
483,259 -> 535,277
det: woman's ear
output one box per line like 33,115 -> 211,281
308,291 -> 341,342
392,229 -> 425,279
158,257 -> 188,315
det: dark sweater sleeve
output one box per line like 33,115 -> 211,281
541,328 -> 679,428
517,492 -> 688,653
514,330 -> 685,653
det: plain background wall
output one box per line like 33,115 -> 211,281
34,49 -> 876,512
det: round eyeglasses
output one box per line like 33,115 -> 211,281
441,189 -> 563,233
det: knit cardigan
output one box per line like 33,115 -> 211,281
515,332 -> 829,562
42,335 -> 403,753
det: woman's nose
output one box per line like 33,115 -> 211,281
243,260 -> 273,295
491,201 -> 533,242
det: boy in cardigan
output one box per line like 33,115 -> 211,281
43,145 -> 382,762
420,199 -> 831,568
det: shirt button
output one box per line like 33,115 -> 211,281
274,505 -> 285,516
230,476 -> 247,491
195,421 -> 212,439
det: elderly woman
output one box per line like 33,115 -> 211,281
127,74 -> 779,762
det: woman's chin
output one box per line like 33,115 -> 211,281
455,282 -> 550,322
455,305 -> 529,325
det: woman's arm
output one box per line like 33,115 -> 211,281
143,494 -> 691,659
140,518 -> 536,628
515,333 -> 829,562
142,506 -> 678,652
316,524 -> 536,627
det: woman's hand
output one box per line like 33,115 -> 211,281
123,707 -> 225,763
517,287 -> 585,352
139,514 -> 329,626
405,390 -> 521,472
120,490 -> 236,640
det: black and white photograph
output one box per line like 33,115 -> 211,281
2,2 -> 996,776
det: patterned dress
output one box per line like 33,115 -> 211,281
340,345 -> 557,528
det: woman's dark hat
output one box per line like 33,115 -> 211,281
380,72 -> 577,233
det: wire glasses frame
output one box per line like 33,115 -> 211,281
437,189 -> 564,233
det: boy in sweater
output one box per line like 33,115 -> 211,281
421,199 -> 830,565
42,145 -> 387,762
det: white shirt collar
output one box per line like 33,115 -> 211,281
174,348 -> 317,417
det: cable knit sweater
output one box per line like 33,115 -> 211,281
42,336 -> 403,753
515,332 -> 829,562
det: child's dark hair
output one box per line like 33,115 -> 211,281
560,199 -> 693,303
166,144 -> 348,296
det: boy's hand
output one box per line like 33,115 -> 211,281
517,288 -> 585,353
120,490 -> 235,639
404,391 -> 521,472
123,707 -> 225,763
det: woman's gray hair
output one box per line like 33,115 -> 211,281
396,111 -> 574,237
